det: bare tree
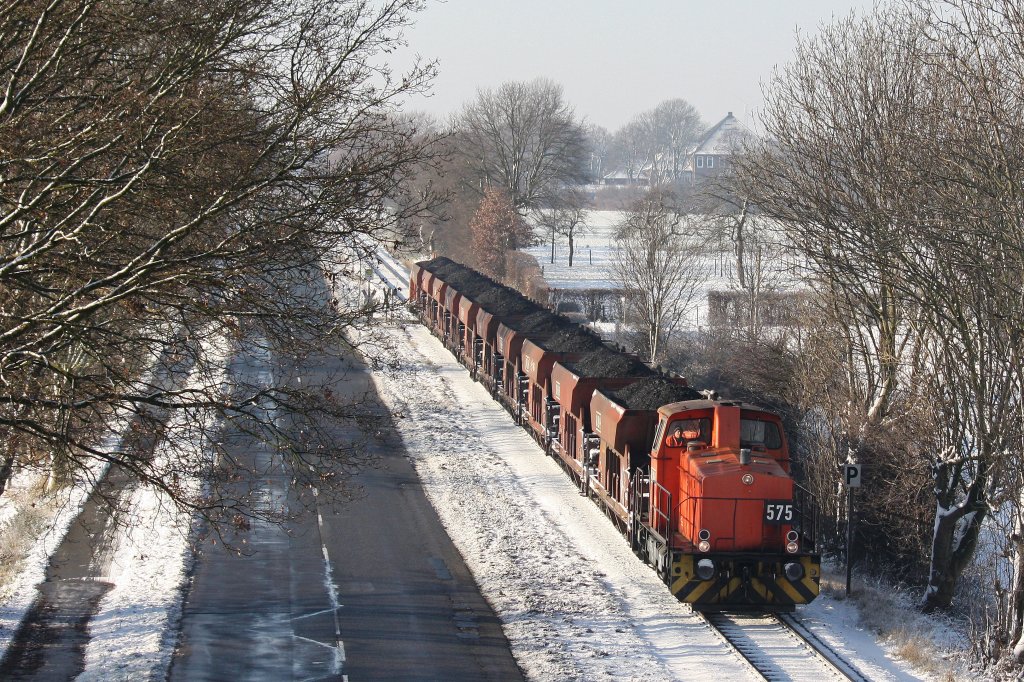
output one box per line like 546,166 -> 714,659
649,99 -> 704,183
456,78 -> 588,211
734,0 -> 1024,628
534,189 -> 589,267
0,0 -> 439,530
609,118 -> 654,186
728,0 -> 934,583
584,123 -> 613,183
613,190 -> 707,363
608,99 -> 704,187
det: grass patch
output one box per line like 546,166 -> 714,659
0,485 -> 56,599
820,562 -> 964,681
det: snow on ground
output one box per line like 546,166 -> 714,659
525,209 -> 806,329
0,361 -> 160,659
0,463 -> 107,656
77,334 -> 232,681
366,311 -> 937,681
0,335 -> 231,679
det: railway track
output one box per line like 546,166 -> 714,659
370,248 -> 409,300
353,236 -> 409,301
701,611 -> 871,681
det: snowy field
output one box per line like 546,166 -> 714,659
525,209 -> 805,329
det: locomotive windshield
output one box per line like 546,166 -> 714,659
740,418 -> 783,450
666,418 -> 711,445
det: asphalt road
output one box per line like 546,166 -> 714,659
170,330 -> 523,681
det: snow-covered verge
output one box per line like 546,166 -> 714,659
0,463 -> 108,655
77,334 -> 232,681
0,335 -> 231,679
366,317 -> 943,681
810,566 -> 975,681
0,359 -> 160,658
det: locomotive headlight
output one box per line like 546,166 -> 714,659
786,541 -> 800,554
698,539 -> 711,553
786,530 -> 799,543
784,561 -> 804,581
696,558 -> 716,580
741,473 -> 754,486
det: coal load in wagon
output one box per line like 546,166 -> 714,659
607,378 -> 702,411
432,264 -> 502,302
475,285 -> 537,317
510,310 -> 577,336
539,327 -> 605,354
429,261 -> 491,291
420,256 -> 455,272
565,346 -> 656,379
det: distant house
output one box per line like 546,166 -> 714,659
685,111 -> 753,185
599,112 -> 753,189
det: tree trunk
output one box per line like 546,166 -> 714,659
568,231 -> 575,267
1009,531 -> 1024,662
0,452 -> 14,498
923,468 -> 987,611
732,200 -> 749,291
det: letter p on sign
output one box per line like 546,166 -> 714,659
843,463 -> 862,488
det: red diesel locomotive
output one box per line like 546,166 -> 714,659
409,257 -> 820,610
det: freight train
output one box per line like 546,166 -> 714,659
408,256 -> 820,610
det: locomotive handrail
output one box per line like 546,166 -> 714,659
792,482 -> 819,550
649,477 -> 673,541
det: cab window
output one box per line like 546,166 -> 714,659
664,417 -> 711,446
740,418 -> 782,450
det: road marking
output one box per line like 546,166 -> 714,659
313,485 -> 346,673
291,608 -> 340,621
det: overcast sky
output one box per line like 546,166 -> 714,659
396,0 -> 871,132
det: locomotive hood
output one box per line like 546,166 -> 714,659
689,450 -> 791,491
685,451 -> 794,553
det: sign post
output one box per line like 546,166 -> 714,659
842,463 -> 862,597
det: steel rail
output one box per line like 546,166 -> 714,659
701,610 -> 867,682
775,611 -> 872,682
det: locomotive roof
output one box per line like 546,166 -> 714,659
657,398 -> 778,417
562,345 -> 656,379
604,378 -> 701,411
